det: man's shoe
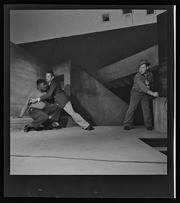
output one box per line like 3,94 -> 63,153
147,126 -> 153,131
124,126 -> 131,130
23,125 -> 31,132
23,125 -> 39,132
85,125 -> 94,131
44,125 -> 54,130
54,126 -> 62,130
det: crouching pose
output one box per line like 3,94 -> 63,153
31,71 -> 94,131
123,59 -> 159,130
19,78 -> 61,132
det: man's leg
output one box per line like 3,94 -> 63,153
44,103 -> 61,129
26,107 -> 49,131
63,101 -> 91,130
123,90 -> 142,129
141,94 -> 153,129
44,103 -> 61,123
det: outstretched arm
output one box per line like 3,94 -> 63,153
19,92 -> 33,117
31,81 -> 56,103
134,74 -> 159,98
19,104 -> 28,118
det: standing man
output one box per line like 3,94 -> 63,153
31,71 -> 94,131
123,59 -> 159,130
19,78 -> 61,132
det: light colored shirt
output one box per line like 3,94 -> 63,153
19,89 -> 46,117
28,89 -> 46,109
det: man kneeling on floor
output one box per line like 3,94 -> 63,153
30,71 -> 94,131
19,78 -> 61,132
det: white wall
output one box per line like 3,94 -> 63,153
10,9 -> 166,44
132,10 -> 164,26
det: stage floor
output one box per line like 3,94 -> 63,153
10,126 -> 167,175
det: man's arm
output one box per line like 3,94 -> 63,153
146,90 -> 159,97
31,80 -> 56,103
40,81 -> 56,101
19,104 -> 28,118
19,92 -> 34,117
135,74 -> 159,97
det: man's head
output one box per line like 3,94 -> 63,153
138,59 -> 150,75
36,78 -> 47,92
46,71 -> 55,83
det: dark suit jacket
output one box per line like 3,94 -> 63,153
40,77 -> 70,108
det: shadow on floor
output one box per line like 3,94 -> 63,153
139,138 -> 167,156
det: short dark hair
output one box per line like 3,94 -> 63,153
46,70 -> 54,77
36,78 -> 46,86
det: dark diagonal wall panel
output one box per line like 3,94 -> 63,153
71,66 -> 128,126
18,23 -> 158,76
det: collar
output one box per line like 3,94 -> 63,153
49,78 -> 54,85
143,71 -> 150,77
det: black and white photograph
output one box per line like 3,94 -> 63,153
4,4 -> 176,198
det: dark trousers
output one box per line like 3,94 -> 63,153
123,89 -> 152,128
44,103 -> 61,123
28,104 -> 61,129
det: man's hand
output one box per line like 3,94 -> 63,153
153,92 -> 159,98
147,90 -> 159,98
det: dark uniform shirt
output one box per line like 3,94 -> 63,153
132,71 -> 153,93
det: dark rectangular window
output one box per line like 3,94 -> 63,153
146,9 -> 154,14
122,9 -> 132,14
102,13 -> 110,22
